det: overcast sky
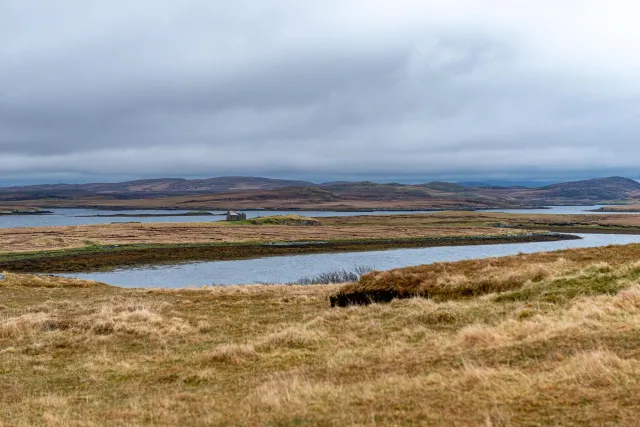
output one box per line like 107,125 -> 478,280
1,1 -> 640,184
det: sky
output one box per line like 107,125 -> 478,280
1,0 -> 640,185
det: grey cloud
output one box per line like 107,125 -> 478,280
1,0 -> 640,183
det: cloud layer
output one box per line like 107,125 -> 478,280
2,0 -> 639,183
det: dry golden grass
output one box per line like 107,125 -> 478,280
334,243 -> 640,305
322,210 -> 640,229
0,218 -> 531,253
3,244 -> 640,425
2,210 -> 639,254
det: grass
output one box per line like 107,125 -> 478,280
287,266 -> 373,285
593,203 -> 640,212
3,244 -> 640,425
0,216 -> 538,253
0,214 -> 578,272
332,243 -> 640,305
7,208 -> 640,274
0,233 -> 568,273
245,214 -> 325,226
4,210 -> 640,255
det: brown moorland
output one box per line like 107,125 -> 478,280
0,213 -> 559,273
3,243 -> 640,425
592,204 -> 640,213
4,211 -> 640,272
0,218 -> 529,254
323,210 -> 640,232
3,211 -> 640,254
3,176 -> 640,210
332,242 -> 640,306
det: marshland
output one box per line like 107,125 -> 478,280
2,210 -> 639,274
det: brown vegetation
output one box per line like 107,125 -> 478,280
3,176 -> 640,211
246,214 -> 325,226
3,211 -> 639,272
332,243 -> 640,306
4,243 -> 640,425
3,210 -> 640,255
593,204 -> 640,212
0,235 -> 568,274
0,217 -> 531,253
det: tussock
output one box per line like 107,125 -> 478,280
257,326 -> 323,351
206,343 -> 257,364
553,350 -> 628,387
0,312 -> 59,339
458,324 -> 505,347
78,302 -> 193,336
0,271 -> 104,288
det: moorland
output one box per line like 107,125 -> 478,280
2,176 -> 640,211
4,210 -> 640,273
3,176 -> 640,425
3,243 -> 640,425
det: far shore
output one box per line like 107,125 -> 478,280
75,211 -> 223,218
587,207 -> 640,213
0,209 -> 52,216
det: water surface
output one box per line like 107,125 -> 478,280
0,208 -> 440,228
482,205 -> 634,215
3,205 -> 634,229
65,233 -> 640,288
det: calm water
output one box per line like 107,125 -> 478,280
0,208 -> 443,228
1,205 -> 632,229
64,233 -> 640,288
483,205 -> 629,215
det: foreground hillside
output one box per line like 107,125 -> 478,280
3,244 -> 640,425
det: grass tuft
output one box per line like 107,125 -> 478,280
289,266 -> 373,285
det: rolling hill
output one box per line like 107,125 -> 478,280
0,177 -> 315,202
0,176 -> 638,211
539,176 -> 640,200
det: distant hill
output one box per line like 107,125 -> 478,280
457,182 -> 492,188
458,180 -> 557,188
538,176 -> 640,201
0,175 -> 638,210
0,176 -> 316,201
418,181 -> 468,193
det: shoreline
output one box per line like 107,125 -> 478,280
0,210 -> 53,216
587,208 -> 640,213
0,233 -> 576,273
75,211 -> 223,218
524,225 -> 640,235
9,205 -> 530,213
